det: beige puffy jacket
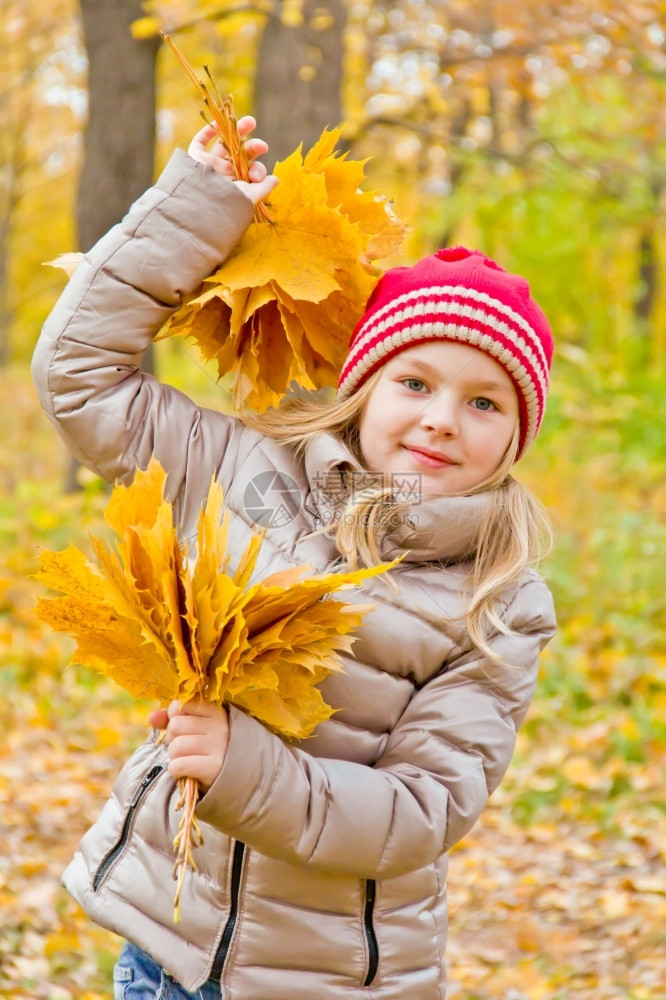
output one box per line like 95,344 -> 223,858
32,150 -> 556,999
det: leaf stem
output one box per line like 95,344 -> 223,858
162,33 -> 271,223
172,775 -> 204,923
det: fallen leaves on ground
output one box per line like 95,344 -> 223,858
446,731 -> 666,1000
3,674 -> 665,1000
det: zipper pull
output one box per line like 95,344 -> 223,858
130,764 -> 163,807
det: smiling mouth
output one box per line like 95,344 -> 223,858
403,445 -> 458,468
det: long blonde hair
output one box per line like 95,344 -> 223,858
242,375 -> 552,663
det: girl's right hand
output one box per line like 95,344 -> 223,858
187,117 -> 278,205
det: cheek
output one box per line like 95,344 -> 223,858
358,406 -> 390,468
500,416 -> 519,453
480,419 -> 517,467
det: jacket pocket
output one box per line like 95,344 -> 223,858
93,764 -> 165,891
362,879 -> 379,987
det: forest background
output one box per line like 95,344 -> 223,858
1,1 -> 665,998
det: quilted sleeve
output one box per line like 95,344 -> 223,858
31,149 -> 254,504
196,573 -> 556,878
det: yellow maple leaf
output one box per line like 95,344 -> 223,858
103,457 -> 167,536
218,149 -> 369,297
35,544 -> 178,704
303,127 -> 404,260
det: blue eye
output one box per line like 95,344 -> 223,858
472,397 -> 495,411
404,378 -> 427,392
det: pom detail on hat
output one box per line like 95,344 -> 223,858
337,247 -> 553,459
435,247 -> 474,262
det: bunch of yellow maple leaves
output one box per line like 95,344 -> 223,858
158,127 -> 404,410
36,460 -> 386,736
157,35 -> 404,411
36,460 -> 390,918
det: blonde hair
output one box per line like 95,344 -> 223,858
242,375 -> 552,663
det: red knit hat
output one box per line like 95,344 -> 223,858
338,247 -> 553,458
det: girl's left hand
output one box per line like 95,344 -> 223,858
148,700 -> 229,791
187,116 -> 278,205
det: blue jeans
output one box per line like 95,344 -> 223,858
113,942 -> 221,1000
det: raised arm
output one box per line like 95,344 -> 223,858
31,120 -> 276,498
195,574 -> 556,879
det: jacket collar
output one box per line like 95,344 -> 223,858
302,433 -> 490,564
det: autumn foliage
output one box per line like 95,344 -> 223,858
158,125 -> 403,411
4,0 -> 666,995
35,458 -> 386,737
151,39 -> 403,410
34,458 -> 392,917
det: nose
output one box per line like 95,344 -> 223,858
418,391 -> 459,436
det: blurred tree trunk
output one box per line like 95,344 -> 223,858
0,213 -> 15,367
636,230 -> 657,324
67,0 -> 159,491
77,0 -> 159,250
0,11 -> 40,366
635,181 -> 662,319
0,123 -> 24,366
254,0 -> 346,166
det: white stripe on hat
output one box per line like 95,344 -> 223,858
349,284 -> 550,379
342,296 -> 549,405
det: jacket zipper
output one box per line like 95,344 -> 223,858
93,764 -> 164,891
363,878 -> 379,986
210,839 -> 246,982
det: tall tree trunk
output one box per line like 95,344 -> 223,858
67,0 -> 159,490
77,0 -> 159,251
254,0 -> 346,166
0,17 -> 36,367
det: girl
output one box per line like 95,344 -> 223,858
32,119 -> 556,1000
